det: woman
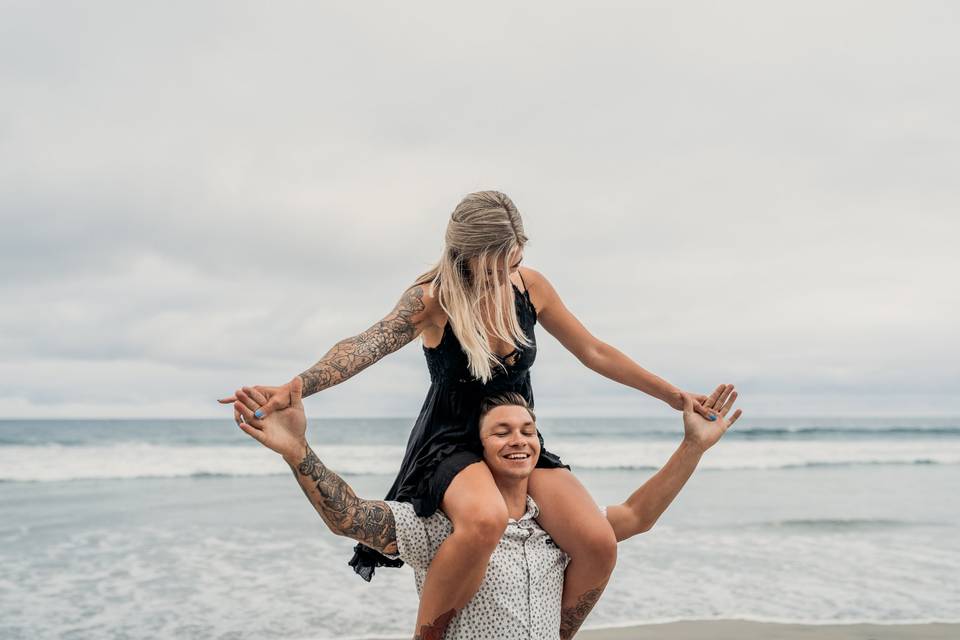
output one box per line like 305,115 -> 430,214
222,191 -> 716,637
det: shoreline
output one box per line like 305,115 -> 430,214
578,620 -> 960,639
352,620 -> 960,640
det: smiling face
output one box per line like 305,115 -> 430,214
478,404 -> 541,481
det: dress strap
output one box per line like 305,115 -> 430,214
517,268 -> 528,293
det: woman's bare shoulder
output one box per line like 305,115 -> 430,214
404,279 -> 446,328
517,266 -> 553,311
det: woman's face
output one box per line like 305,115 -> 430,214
471,248 -> 523,288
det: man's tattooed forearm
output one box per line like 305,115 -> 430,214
299,286 -> 425,396
413,609 -> 457,640
559,587 -> 604,639
292,445 -> 397,553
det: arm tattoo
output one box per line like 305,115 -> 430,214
290,445 -> 398,554
299,286 -> 425,396
413,609 -> 457,640
559,587 -> 604,639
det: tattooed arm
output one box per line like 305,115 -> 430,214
233,377 -> 397,554
298,284 -> 431,397
220,284 -> 434,416
282,443 -> 398,555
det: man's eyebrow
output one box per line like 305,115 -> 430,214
493,420 -> 534,428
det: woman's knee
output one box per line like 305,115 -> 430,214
454,501 -> 509,549
572,521 -> 618,574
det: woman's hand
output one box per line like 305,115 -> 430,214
218,381 -> 295,420
682,384 -> 741,453
233,377 -> 307,460
670,390 -> 718,421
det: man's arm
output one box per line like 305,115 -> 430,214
605,383 -> 742,541
232,377 -> 399,555
605,440 -> 703,541
282,442 -> 398,555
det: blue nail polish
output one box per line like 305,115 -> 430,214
254,409 -> 264,419
708,415 -> 717,421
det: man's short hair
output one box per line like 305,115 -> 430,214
478,391 -> 537,428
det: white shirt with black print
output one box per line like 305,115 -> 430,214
384,495 -> 606,640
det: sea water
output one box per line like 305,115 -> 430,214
1,416 -> 958,639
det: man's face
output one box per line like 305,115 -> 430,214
479,405 -> 541,481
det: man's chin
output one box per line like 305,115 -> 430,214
490,462 -> 535,480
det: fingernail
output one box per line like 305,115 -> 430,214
254,409 -> 264,419
708,414 -> 717,421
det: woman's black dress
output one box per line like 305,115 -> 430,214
348,274 -> 570,581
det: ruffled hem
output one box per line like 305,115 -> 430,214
348,542 -> 405,582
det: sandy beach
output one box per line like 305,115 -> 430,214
579,620 -> 959,639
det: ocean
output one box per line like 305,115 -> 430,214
2,416 -> 959,639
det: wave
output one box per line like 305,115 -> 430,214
574,459 -> 950,471
3,438 -> 960,482
547,426 -> 960,439
747,517 -> 937,530
3,421 -> 958,448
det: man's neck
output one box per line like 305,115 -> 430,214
493,476 -> 530,520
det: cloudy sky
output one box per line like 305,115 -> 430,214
2,1 -> 957,418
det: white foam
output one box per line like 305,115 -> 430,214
0,443 -> 406,482
2,438 -> 959,482
549,438 -> 960,470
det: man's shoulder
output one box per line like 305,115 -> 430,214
383,500 -> 453,568
384,500 -> 450,525
383,499 -> 413,517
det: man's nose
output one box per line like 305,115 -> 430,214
506,433 -> 526,447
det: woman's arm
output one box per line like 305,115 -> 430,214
523,266 -> 710,414
220,283 -> 436,416
298,284 -> 433,396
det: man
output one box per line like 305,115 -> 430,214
233,380 -> 741,640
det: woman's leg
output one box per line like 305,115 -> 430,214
413,461 -> 508,637
528,467 -> 618,639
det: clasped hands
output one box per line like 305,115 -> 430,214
219,380 -> 725,424
222,378 -> 741,457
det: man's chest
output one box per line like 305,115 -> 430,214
415,523 -> 570,639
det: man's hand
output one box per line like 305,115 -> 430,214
233,376 -> 306,461
219,381 -> 295,420
669,389 -> 717,421
682,383 -> 742,453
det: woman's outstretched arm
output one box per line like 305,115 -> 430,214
298,284 -> 431,396
521,266 -> 716,419
220,283 -> 436,416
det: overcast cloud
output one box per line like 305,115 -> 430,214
2,1 -> 958,418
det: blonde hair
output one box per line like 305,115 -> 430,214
411,190 -> 533,383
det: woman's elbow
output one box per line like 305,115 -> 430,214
581,341 -> 608,369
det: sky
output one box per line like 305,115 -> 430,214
1,1 -> 957,418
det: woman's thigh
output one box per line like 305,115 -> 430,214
527,467 -> 614,552
440,461 -> 509,530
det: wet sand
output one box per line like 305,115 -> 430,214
579,620 -> 958,639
